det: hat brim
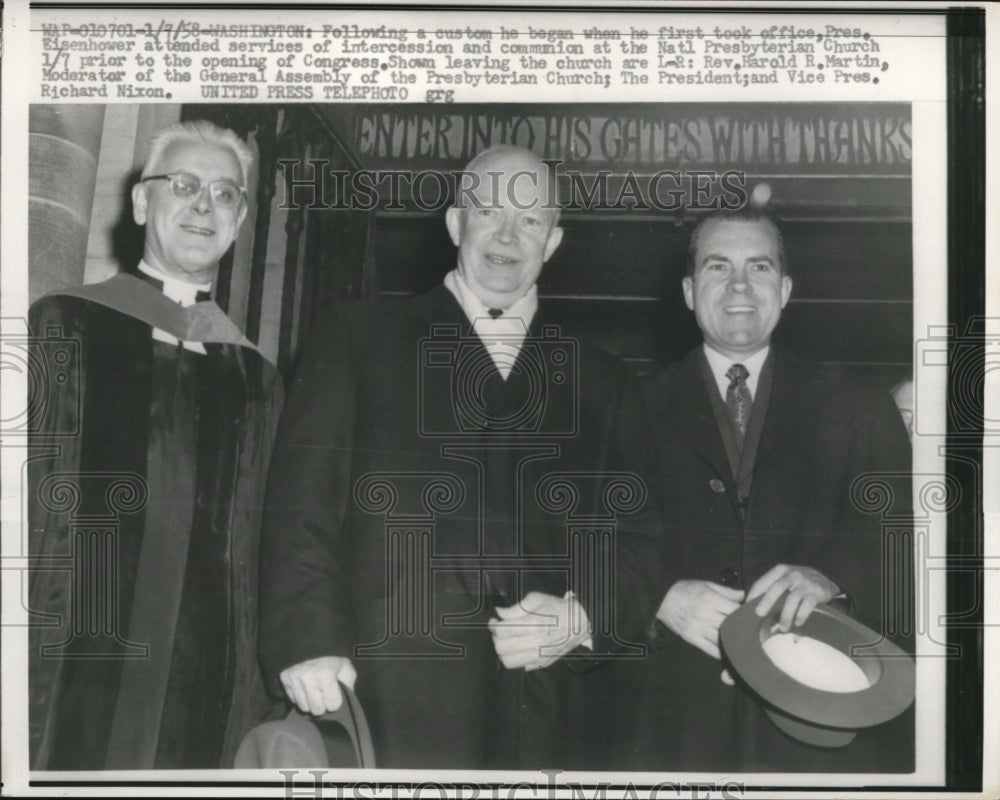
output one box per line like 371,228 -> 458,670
720,597 -> 915,739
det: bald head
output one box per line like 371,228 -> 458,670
454,145 -> 560,220
446,146 -> 563,309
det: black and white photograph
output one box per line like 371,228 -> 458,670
0,3 -> 993,798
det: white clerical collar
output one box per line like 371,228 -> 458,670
703,343 -> 770,401
443,270 -> 538,380
137,261 -> 211,354
138,260 -> 212,308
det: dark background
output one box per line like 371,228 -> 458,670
194,102 -> 913,388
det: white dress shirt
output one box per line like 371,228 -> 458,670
702,343 -> 770,402
443,269 -> 538,380
138,260 -> 210,355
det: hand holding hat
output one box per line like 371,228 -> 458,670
747,563 -> 841,631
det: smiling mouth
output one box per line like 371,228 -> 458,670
724,305 -> 757,314
485,253 -> 518,266
180,224 -> 215,236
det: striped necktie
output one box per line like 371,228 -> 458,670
725,363 -> 752,446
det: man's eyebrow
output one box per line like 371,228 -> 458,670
700,253 -> 732,265
170,168 -> 243,183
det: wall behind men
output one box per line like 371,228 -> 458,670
372,214 -> 912,383
67,102 -> 910,386
350,102 -> 913,385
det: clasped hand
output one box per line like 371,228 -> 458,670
489,591 -> 592,671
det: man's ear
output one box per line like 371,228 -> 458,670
444,207 -> 463,247
131,183 -> 148,225
682,276 -> 695,311
780,274 -> 793,308
542,226 -> 564,262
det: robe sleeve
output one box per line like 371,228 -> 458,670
570,369 -> 670,660
595,376 -> 678,653
258,305 -> 358,694
26,296 -> 86,767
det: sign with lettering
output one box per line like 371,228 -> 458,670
344,103 -> 911,174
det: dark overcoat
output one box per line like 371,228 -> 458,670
611,345 -> 913,773
259,285 -> 663,769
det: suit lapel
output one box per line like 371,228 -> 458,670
649,348 -> 734,485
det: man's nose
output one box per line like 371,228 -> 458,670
726,267 -> 750,291
191,184 -> 214,213
494,214 -> 517,244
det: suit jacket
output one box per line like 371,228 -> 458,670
612,345 -> 913,772
259,285 -> 662,769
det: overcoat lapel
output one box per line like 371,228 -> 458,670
408,283 -> 546,399
402,284 -> 532,604
651,348 -> 734,489
408,282 -> 469,328
735,349 -> 775,487
752,347 -> 797,470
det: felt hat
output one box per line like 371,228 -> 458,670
233,686 -> 375,768
720,597 -> 915,748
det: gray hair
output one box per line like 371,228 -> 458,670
142,120 -> 253,187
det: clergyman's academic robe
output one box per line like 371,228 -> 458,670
27,273 -> 283,770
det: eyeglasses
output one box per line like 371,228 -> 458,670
142,172 -> 246,209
